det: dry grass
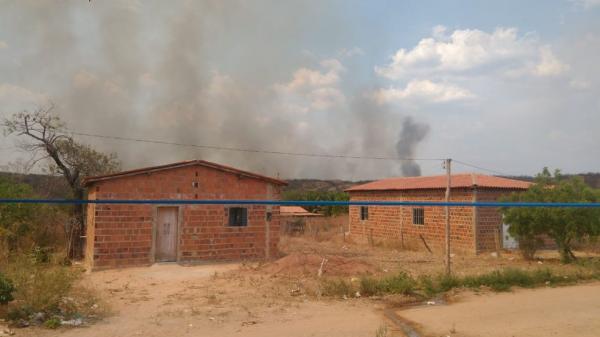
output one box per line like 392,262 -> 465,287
279,232 -> 600,278
0,254 -> 108,326
274,231 -> 600,300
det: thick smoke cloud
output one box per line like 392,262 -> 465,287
396,117 -> 430,176
0,1 -> 430,180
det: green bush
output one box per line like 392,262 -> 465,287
436,273 -> 460,292
0,272 -> 15,305
418,275 -> 437,297
30,246 -> 51,264
44,317 -> 61,329
501,168 -> 600,263
321,279 -> 354,297
322,264 -> 600,299
359,277 -> 379,296
4,256 -> 79,314
360,272 -> 416,296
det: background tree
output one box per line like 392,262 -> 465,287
502,168 -> 600,263
0,177 -> 37,254
0,176 -> 67,259
2,104 -> 121,259
282,190 -> 350,216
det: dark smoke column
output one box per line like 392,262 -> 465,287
396,117 -> 430,176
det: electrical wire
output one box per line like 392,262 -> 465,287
453,159 -> 516,177
60,129 -> 446,162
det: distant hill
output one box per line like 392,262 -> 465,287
0,172 -> 71,198
286,173 -> 600,194
506,173 -> 600,189
283,179 -> 371,194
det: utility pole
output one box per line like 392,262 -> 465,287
444,158 -> 452,275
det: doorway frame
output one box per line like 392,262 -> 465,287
151,206 -> 183,263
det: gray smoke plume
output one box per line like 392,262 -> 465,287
396,117 -> 430,176
0,1 -> 431,180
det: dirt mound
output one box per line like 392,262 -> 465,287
262,253 -> 378,277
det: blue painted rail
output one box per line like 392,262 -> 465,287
1,199 -> 600,208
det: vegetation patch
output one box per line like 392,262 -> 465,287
360,272 -> 415,296
501,168 -> 600,263
0,254 -> 106,328
321,262 -> 600,299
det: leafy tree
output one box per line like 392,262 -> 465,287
0,177 -> 37,252
2,104 -> 121,258
0,177 -> 68,257
282,190 -> 349,216
502,168 -> 600,263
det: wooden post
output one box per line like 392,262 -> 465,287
266,219 -> 270,259
444,158 -> 452,275
494,228 -> 502,257
400,204 -> 405,249
265,185 -> 273,260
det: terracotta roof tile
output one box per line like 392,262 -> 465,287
346,173 -> 531,192
83,159 -> 287,186
280,206 -> 322,216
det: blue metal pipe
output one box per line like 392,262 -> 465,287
1,199 -> 600,208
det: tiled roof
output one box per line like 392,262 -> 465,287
83,159 -> 287,186
280,206 -> 322,216
346,173 -> 531,192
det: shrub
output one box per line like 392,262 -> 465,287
0,272 -> 15,305
501,168 -> 600,263
321,279 -> 354,297
359,277 -> 379,296
517,236 -> 542,260
44,317 -> 61,329
3,256 -> 80,314
30,246 -> 51,264
378,272 -> 415,295
436,273 -> 460,292
360,272 -> 415,296
418,275 -> 437,297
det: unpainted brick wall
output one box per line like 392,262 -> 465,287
85,165 -> 281,270
348,188 -> 521,254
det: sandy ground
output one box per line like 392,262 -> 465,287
18,263 -> 384,337
11,234 -> 600,337
398,282 -> 600,337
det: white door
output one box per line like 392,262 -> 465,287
502,223 -> 519,249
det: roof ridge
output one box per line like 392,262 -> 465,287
83,159 -> 287,186
346,172 -> 531,192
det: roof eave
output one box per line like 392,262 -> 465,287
83,160 -> 287,187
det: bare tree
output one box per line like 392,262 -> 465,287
2,104 -> 121,258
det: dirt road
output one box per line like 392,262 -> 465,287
398,282 -> 600,337
20,263 -> 383,337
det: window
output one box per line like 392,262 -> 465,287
228,207 -> 248,227
360,206 -> 369,221
412,208 -> 424,225
266,212 -> 272,222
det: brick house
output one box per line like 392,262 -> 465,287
346,174 -> 531,254
83,160 -> 286,270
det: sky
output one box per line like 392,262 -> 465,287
0,0 -> 599,180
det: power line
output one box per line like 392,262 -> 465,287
453,159 -> 515,177
60,128 -> 445,162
